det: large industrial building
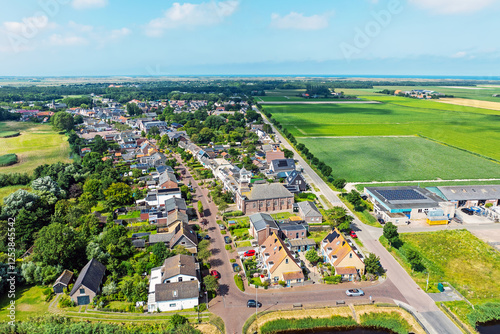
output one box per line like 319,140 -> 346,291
429,185 -> 500,208
364,186 -> 454,225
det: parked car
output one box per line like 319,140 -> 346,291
345,289 -> 364,297
224,236 -> 232,244
247,299 -> 262,308
218,224 -> 226,230
461,208 -> 474,216
350,231 -> 358,238
203,235 -> 211,240
377,218 -> 385,224
243,249 -> 256,257
232,263 -> 241,272
210,270 -> 221,279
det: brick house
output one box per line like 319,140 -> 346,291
249,213 -> 280,245
70,259 -> 106,305
236,183 -> 294,215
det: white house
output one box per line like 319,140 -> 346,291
148,255 -> 199,312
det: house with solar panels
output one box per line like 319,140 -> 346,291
364,186 -> 454,224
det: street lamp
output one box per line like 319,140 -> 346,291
205,291 -> 208,309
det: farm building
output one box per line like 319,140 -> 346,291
52,270 -> 74,294
365,186 -> 454,224
429,185 -> 500,208
70,259 -> 106,306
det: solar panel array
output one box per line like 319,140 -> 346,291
377,189 -> 426,201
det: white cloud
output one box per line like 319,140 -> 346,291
145,0 -> 239,37
270,12 -> 331,31
3,15 -> 57,36
451,51 -> 467,58
48,34 -> 88,46
109,27 -> 131,40
409,0 -> 497,14
72,0 -> 108,10
68,21 -> 94,33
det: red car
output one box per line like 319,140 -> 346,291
243,249 -> 256,257
210,270 -> 221,279
350,231 -> 358,238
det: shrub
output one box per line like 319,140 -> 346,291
225,244 -> 232,250
223,210 -> 244,217
221,230 -> 227,235
234,274 -> 245,292
323,275 -> 342,284
230,259 -> 236,263
260,316 -> 357,334
58,295 -> 75,308
360,311 -> 412,334
278,280 -> 286,287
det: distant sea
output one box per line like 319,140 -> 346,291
208,74 -> 500,81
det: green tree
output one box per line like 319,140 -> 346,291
405,248 -> 424,272
282,148 -> 294,159
197,201 -> 204,214
332,178 -> 346,190
197,248 -> 212,263
383,222 -> 401,247
92,135 -> 108,154
33,222 -> 86,269
203,275 -> 219,293
104,182 -> 133,207
305,249 -> 320,264
364,253 -> 381,275
52,112 -> 74,132
218,201 -> 229,214
326,207 -> 353,231
1,189 -> 40,217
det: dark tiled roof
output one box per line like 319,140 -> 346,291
149,233 -> 174,244
155,280 -> 199,302
53,270 -> 73,287
132,239 -> 146,248
70,259 -> 106,296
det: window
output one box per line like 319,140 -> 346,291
169,303 -> 176,307
178,277 -> 183,282
285,258 -> 289,264
297,279 -> 301,283
253,203 -> 256,208
166,280 -> 171,283
274,276 -> 279,282
80,288 -> 85,294
281,201 -> 284,205
191,278 -> 194,281
349,253 -> 353,258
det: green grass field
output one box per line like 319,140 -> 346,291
0,122 -> 71,174
396,230 -> 500,300
0,285 -> 50,322
266,93 -> 500,182
298,136 -> 500,182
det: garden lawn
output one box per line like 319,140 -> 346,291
271,212 -> 294,220
0,122 -> 71,174
398,229 -> 500,300
231,228 -> 249,238
298,136 -> 500,182
0,285 -> 50,322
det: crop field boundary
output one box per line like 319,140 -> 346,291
417,134 -> 500,164
260,100 -> 381,105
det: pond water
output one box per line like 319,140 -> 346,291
476,320 -> 500,334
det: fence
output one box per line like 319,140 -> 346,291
440,303 -> 474,334
396,302 -> 430,334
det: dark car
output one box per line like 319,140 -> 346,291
232,263 -> 241,272
204,235 -> 211,240
247,299 -> 262,308
224,236 -> 232,244
461,208 -> 474,216
377,218 -> 385,224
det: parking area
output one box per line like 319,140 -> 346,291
470,228 -> 500,251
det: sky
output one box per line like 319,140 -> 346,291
0,0 -> 499,77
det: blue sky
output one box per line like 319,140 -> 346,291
0,0 -> 499,76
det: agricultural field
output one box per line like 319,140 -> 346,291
299,137 -> 500,182
259,88 -> 359,102
0,122 -> 71,174
266,93 -> 500,182
0,122 -> 20,137
373,85 -> 500,102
